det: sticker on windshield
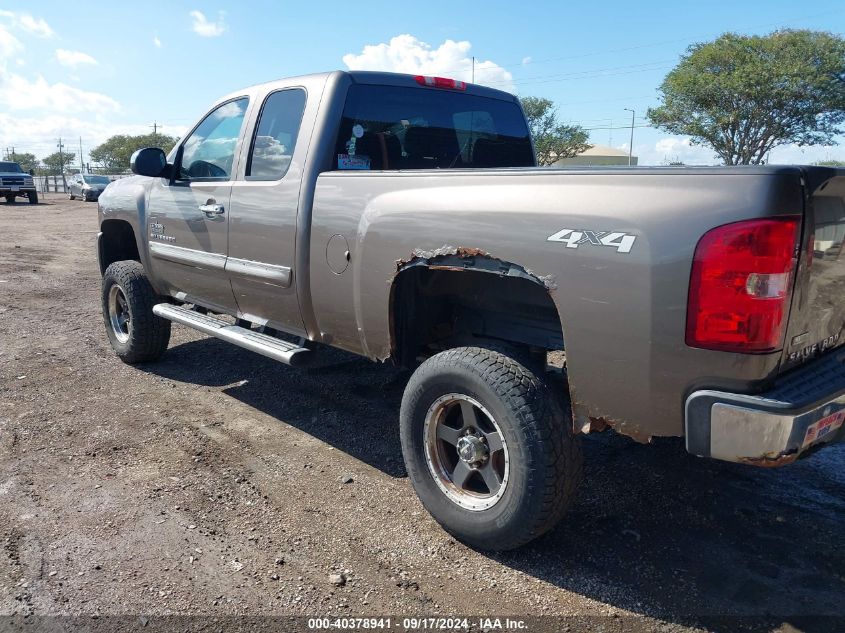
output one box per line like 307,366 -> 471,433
352,124 -> 365,139
338,154 -> 371,170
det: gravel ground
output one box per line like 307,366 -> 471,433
1,195 -> 844,633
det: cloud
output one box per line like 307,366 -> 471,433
342,34 -> 514,92
0,112 -> 188,163
768,143 -> 844,165
646,136 -> 719,165
638,136 -> 844,166
0,10 -> 54,38
17,13 -> 54,38
190,10 -> 226,37
0,72 -> 119,113
153,35 -> 162,48
521,56 -> 532,65
0,23 -> 23,59
55,49 -> 97,68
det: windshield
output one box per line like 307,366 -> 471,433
0,162 -> 24,173
333,84 -> 535,170
83,175 -> 111,185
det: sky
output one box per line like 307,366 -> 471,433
0,0 -> 843,166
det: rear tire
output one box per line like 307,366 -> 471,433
400,347 -> 582,550
101,260 -> 171,364
28,191 -> 38,204
5,195 -> 15,204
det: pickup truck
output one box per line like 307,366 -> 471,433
96,70 -> 845,550
0,161 -> 38,204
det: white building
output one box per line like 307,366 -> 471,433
552,144 -> 638,166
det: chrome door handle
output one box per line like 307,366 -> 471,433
199,203 -> 224,217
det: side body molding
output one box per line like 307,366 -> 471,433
225,257 -> 292,288
148,241 -> 227,271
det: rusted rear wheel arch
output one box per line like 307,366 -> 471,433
388,251 -> 566,368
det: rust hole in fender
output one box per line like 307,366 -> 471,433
393,245 -> 558,291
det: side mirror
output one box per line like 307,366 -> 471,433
130,147 -> 168,177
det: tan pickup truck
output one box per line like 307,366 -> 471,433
97,70 -> 845,549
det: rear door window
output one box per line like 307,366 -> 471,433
333,84 -> 534,170
246,89 -> 307,180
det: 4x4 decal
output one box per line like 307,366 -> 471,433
547,228 -> 637,254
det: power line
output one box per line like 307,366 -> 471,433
450,8 -> 844,80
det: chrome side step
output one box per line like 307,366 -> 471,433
152,303 -> 311,367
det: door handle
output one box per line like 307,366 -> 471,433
199,203 -> 225,217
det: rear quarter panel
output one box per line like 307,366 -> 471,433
310,168 -> 804,439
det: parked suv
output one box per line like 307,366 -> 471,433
0,161 -> 37,204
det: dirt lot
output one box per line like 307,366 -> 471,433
1,195 -> 844,632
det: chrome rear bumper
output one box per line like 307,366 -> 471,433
686,348 -> 845,466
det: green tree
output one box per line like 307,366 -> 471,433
520,96 -> 591,166
648,30 -> 845,165
813,159 -> 845,167
90,132 -> 178,172
5,151 -> 38,173
42,151 -> 76,175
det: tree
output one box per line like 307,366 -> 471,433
42,151 -> 75,175
813,159 -> 845,167
520,96 -> 591,166
90,132 -> 178,172
5,151 -> 38,173
648,30 -> 845,165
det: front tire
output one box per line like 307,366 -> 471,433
5,195 -> 15,204
101,260 -> 171,364
68,191 -> 75,200
28,191 -> 38,204
400,347 -> 582,550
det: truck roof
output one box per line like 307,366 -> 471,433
213,70 -> 521,108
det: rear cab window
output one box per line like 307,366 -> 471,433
246,88 -> 307,180
333,84 -> 535,171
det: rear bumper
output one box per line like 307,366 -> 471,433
686,348 -> 845,466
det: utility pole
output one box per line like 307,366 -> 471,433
623,109 -> 635,166
79,137 -> 84,174
57,138 -> 65,173
471,57 -> 475,83
151,121 -> 158,146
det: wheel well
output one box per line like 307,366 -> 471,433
391,261 -> 564,367
99,219 -> 140,275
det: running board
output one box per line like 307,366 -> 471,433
152,303 -> 311,367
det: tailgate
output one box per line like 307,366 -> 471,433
782,167 -> 845,370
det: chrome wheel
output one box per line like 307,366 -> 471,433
107,284 -> 131,343
423,393 -> 509,511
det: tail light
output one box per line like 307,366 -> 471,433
415,75 -> 467,90
686,216 -> 801,353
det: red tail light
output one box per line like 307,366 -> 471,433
414,75 -> 467,90
686,217 -> 801,353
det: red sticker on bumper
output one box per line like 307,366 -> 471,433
802,410 -> 845,448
